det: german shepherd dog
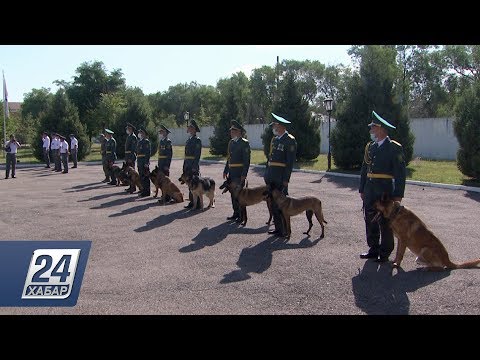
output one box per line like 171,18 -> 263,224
111,162 -> 130,186
264,185 -> 327,239
179,171 -> 215,210
125,165 -> 143,194
149,166 -> 184,204
219,177 -> 273,226
374,197 -> 480,270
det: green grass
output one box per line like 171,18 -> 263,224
2,144 -> 478,187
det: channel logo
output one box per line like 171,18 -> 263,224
22,249 -> 81,299
0,241 -> 91,307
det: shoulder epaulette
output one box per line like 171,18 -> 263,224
288,134 -> 295,140
391,140 -> 402,147
241,137 -> 249,142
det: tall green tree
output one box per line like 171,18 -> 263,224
262,72 -> 319,161
110,87 -> 157,160
332,45 -> 414,169
34,90 -> 88,161
65,61 -> 126,140
210,73 -> 250,155
19,88 -> 55,145
454,81 -> 480,179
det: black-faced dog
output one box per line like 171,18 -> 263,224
179,171 -> 215,210
374,196 -> 480,270
111,162 -> 130,186
264,185 -> 327,239
219,177 -> 273,226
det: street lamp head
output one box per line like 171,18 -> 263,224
184,111 -> 190,121
323,97 -> 333,112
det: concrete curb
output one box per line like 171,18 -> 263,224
2,158 -> 479,193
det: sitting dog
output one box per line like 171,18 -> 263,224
219,177 -> 272,226
374,197 -> 480,270
124,165 -> 143,194
264,186 -> 327,239
179,172 -> 215,210
149,166 -> 184,204
112,162 -> 130,186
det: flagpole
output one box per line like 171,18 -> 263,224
2,70 -> 6,158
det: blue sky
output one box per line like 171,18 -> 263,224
1,45 -> 353,103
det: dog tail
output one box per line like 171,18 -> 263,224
450,258 -> 480,269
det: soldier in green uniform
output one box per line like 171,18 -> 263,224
157,124 -> 173,177
105,129 -> 117,185
264,113 -> 297,236
125,122 -> 137,168
223,120 -> 251,221
100,133 -> 110,182
359,111 -> 406,263
136,127 -> 151,197
183,119 -> 202,209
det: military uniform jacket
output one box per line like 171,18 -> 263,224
136,138 -> 151,164
105,137 -> 117,162
183,135 -> 202,174
359,137 -> 406,206
264,132 -> 297,184
158,138 -> 173,169
125,133 -> 137,162
100,138 -> 106,156
224,138 -> 251,179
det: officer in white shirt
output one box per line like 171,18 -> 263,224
59,134 -> 69,174
42,131 -> 51,168
69,134 -> 78,168
5,134 -> 21,179
51,132 -> 61,172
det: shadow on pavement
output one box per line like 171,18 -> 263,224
90,196 -> 137,209
134,207 -> 198,232
220,236 -> 320,284
68,182 -> 103,190
351,260 -> 450,315
77,192 -> 126,202
464,191 -> 480,203
179,222 -> 268,253
109,201 -> 159,217
65,184 -> 112,193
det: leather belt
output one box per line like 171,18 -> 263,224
184,156 -> 195,159
268,161 -> 286,167
367,173 -> 393,179
229,163 -> 243,167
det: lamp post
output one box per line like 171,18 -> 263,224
323,97 -> 333,171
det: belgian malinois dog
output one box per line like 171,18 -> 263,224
150,166 -> 184,204
219,177 -> 273,226
264,186 -> 327,239
125,165 -> 143,194
374,197 -> 480,270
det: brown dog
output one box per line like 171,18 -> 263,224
219,177 -> 273,226
266,187 -> 327,239
149,166 -> 184,204
374,198 -> 480,270
125,165 -> 143,194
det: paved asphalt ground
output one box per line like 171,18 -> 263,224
1,160 -> 480,315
